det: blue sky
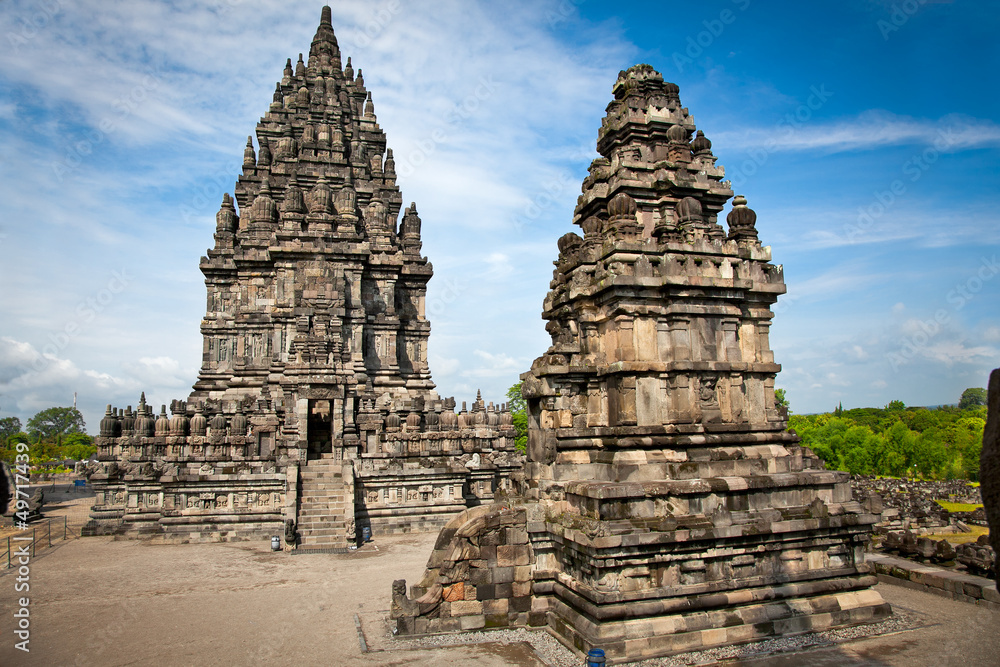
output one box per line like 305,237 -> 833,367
0,0 -> 997,433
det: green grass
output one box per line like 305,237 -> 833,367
935,500 -> 984,513
925,525 -> 989,546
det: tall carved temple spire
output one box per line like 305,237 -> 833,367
85,7 -> 520,548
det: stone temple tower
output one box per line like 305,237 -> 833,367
390,65 -> 889,660
195,5 -> 433,437
84,7 -> 521,547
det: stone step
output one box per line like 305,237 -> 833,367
298,521 -> 345,530
299,495 -> 346,503
299,527 -> 346,538
299,533 -> 347,548
299,506 -> 347,514
298,540 -> 347,549
298,510 -> 346,519
299,506 -> 348,515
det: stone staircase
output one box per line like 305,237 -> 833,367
297,454 -> 353,549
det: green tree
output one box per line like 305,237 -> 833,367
30,437 -> 62,463
26,407 -> 86,441
0,416 -> 22,443
886,400 -> 905,412
62,432 -> 96,461
775,388 -> 789,412
506,382 -> 527,454
958,387 -> 987,410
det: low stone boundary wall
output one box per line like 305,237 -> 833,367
867,553 -> 999,611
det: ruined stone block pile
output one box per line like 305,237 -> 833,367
851,475 -> 984,534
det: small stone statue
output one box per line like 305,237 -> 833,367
284,519 -> 298,547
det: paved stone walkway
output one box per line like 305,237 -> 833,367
867,552 -> 999,610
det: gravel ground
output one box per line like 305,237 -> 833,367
367,606 -> 918,666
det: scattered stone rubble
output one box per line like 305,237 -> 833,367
850,476 -> 995,578
851,475 -> 984,534
955,535 -> 996,577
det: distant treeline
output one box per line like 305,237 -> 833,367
789,399 -> 985,481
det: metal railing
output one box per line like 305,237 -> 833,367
2,516 -> 71,568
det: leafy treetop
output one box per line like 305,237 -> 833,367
506,382 -> 527,454
26,407 -> 86,441
959,387 -> 987,410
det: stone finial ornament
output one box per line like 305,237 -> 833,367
256,136 -> 272,166
243,136 -> 256,168
216,193 -> 238,233
249,176 -> 277,224
727,195 -> 759,241
691,129 -> 712,155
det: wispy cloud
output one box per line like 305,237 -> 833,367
714,110 -> 1000,154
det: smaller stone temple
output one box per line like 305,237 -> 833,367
391,65 -> 890,661
83,7 -> 522,547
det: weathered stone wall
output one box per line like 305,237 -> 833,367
392,505 -> 537,634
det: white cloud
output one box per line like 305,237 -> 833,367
714,110 -> 1000,154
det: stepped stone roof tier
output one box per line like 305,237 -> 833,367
83,7 -> 522,546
